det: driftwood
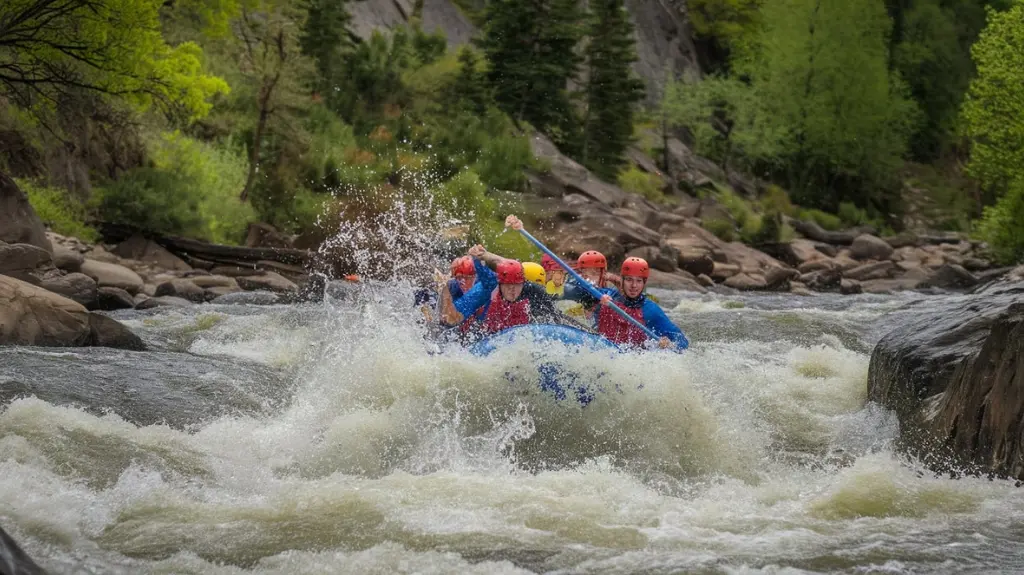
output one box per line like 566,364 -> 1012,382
787,218 -> 876,245
97,222 -> 312,272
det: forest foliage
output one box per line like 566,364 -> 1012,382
1,0 -> 1023,263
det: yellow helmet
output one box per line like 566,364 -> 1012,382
522,262 -> 546,286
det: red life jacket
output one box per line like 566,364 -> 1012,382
483,288 -> 530,332
460,307 -> 485,332
597,301 -> 648,346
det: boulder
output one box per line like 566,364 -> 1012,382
678,252 -> 714,277
529,133 -> 629,206
0,275 -> 90,346
860,278 -> 923,294
797,259 -> 835,274
845,261 -> 896,281
53,244 -> 85,272
920,264 -> 978,290
963,257 -> 992,272
189,275 -> 240,289
113,234 -> 191,272
0,242 -> 52,280
204,285 -> 243,298
764,266 -> 800,291
646,269 -> 706,292
86,312 -> 146,350
155,279 -> 207,303
696,273 -> 714,287
211,290 -> 281,305
80,259 -> 145,294
0,171 -> 52,251
135,295 -> 194,309
626,245 -> 677,273
39,272 -> 97,306
724,272 -> 768,291
83,245 -> 122,263
849,234 -> 894,261
800,267 -> 842,291
236,271 -> 298,293
710,262 -> 741,282
840,278 -> 863,295
93,286 -> 135,311
867,288 -> 1024,480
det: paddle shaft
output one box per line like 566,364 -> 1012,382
515,228 -> 659,340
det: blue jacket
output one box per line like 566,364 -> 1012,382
563,282 -> 689,350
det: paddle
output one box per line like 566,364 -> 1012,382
510,226 -> 660,340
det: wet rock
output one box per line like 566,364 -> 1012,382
849,234 -> 894,261
211,290 -> 281,305
135,295 -> 194,309
52,244 -> 84,272
236,271 -> 298,293
696,273 -> 714,287
86,312 -> 146,350
0,172 -> 52,252
920,264 -> 978,290
845,261 -> 895,281
0,275 -> 91,346
840,278 -> 863,295
724,272 -> 768,291
93,286 -> 135,311
80,259 -> 144,294
39,272 -> 97,306
155,278 -> 207,303
0,524 -> 48,575
113,234 -> 191,272
963,257 -> 991,272
789,282 -> 814,296
867,286 -> 1024,480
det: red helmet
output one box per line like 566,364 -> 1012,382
577,250 -> 607,270
541,253 -> 560,272
496,260 -> 525,284
620,257 -> 650,279
451,256 -> 475,277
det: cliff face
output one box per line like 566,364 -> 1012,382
346,0 -> 702,104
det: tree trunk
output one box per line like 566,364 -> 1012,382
240,78 -> 276,202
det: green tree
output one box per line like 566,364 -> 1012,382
0,0 -> 229,124
960,0 -> 1024,194
687,0 -> 762,70
734,0 -> 918,209
234,0 -> 314,200
477,0 -> 584,137
300,0 -> 354,99
578,0 -> 645,179
450,47 -> 490,116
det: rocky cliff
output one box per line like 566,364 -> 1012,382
346,0 -> 702,103
867,268 -> 1024,480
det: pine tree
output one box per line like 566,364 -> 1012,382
477,0 -> 584,135
300,0 -> 354,98
579,0 -> 645,180
451,47 -> 490,116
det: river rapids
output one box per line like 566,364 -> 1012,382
2,285 -> 1024,574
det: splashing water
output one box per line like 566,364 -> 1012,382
3,202 -> 1024,573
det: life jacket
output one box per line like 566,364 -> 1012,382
461,306 -> 485,332
483,288 -> 530,333
597,298 -> 648,346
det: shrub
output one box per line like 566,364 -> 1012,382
975,178 -> 1024,265
17,178 -> 99,241
759,185 -> 796,217
618,165 -> 668,203
837,201 -> 869,227
93,132 -> 255,243
704,217 -> 736,242
799,208 -> 843,231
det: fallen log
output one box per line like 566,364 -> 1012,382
97,222 -> 311,267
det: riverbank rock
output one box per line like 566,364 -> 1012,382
80,259 -> 144,294
0,172 -> 52,252
0,524 -> 47,575
236,271 -> 297,293
0,276 -> 144,350
867,282 -> 1024,480
113,234 -> 191,272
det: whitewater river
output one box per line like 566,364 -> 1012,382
2,284 -> 1024,574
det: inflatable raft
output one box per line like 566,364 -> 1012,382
468,324 -> 621,406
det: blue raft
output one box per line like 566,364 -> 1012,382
467,324 -> 621,406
